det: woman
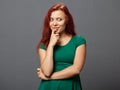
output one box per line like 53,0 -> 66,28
37,3 -> 86,90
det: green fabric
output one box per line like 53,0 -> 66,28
39,43 -> 46,50
38,35 -> 86,90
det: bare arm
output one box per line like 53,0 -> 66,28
38,44 -> 86,80
39,45 -> 54,77
39,30 -> 60,77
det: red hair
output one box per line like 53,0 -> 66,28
37,3 -> 76,51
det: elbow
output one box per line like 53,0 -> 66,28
44,73 -> 52,78
73,66 -> 81,75
42,70 -> 52,78
74,69 -> 80,75
41,67 -> 53,77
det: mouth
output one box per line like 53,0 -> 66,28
52,27 -> 60,32
52,27 -> 60,34
52,27 -> 59,30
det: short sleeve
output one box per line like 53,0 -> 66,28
75,36 -> 86,47
39,43 -> 46,50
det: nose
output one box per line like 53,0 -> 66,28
53,21 -> 57,26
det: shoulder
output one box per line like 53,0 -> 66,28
73,35 -> 86,40
72,35 -> 86,47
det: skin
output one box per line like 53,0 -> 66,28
37,10 -> 86,80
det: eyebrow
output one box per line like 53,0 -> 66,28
50,16 -> 63,19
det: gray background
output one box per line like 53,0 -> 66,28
0,0 -> 120,90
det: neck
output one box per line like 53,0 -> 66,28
59,32 -> 67,39
57,32 -> 72,45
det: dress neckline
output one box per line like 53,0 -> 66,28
56,35 -> 75,47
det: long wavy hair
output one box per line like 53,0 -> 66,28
37,3 -> 76,51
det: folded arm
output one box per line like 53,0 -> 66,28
38,44 -> 86,80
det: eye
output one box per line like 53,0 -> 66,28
50,18 -> 54,22
57,18 -> 62,21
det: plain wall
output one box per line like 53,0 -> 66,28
0,0 -> 120,90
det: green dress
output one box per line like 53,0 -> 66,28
38,35 -> 86,90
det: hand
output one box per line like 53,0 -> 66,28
49,29 -> 60,47
37,68 -> 50,80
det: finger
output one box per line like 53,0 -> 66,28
51,29 -> 56,35
55,33 -> 59,36
37,69 -> 41,73
37,71 -> 40,74
55,33 -> 60,38
56,29 -> 60,34
38,74 -> 41,79
37,68 -> 40,71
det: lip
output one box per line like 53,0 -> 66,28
52,27 -> 59,30
52,27 -> 59,28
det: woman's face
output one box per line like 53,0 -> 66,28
49,10 -> 67,34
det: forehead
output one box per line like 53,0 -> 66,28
50,10 -> 66,18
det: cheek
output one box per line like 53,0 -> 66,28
61,22 -> 66,29
49,23 -> 52,28
59,24 -> 66,31
59,21 -> 66,26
